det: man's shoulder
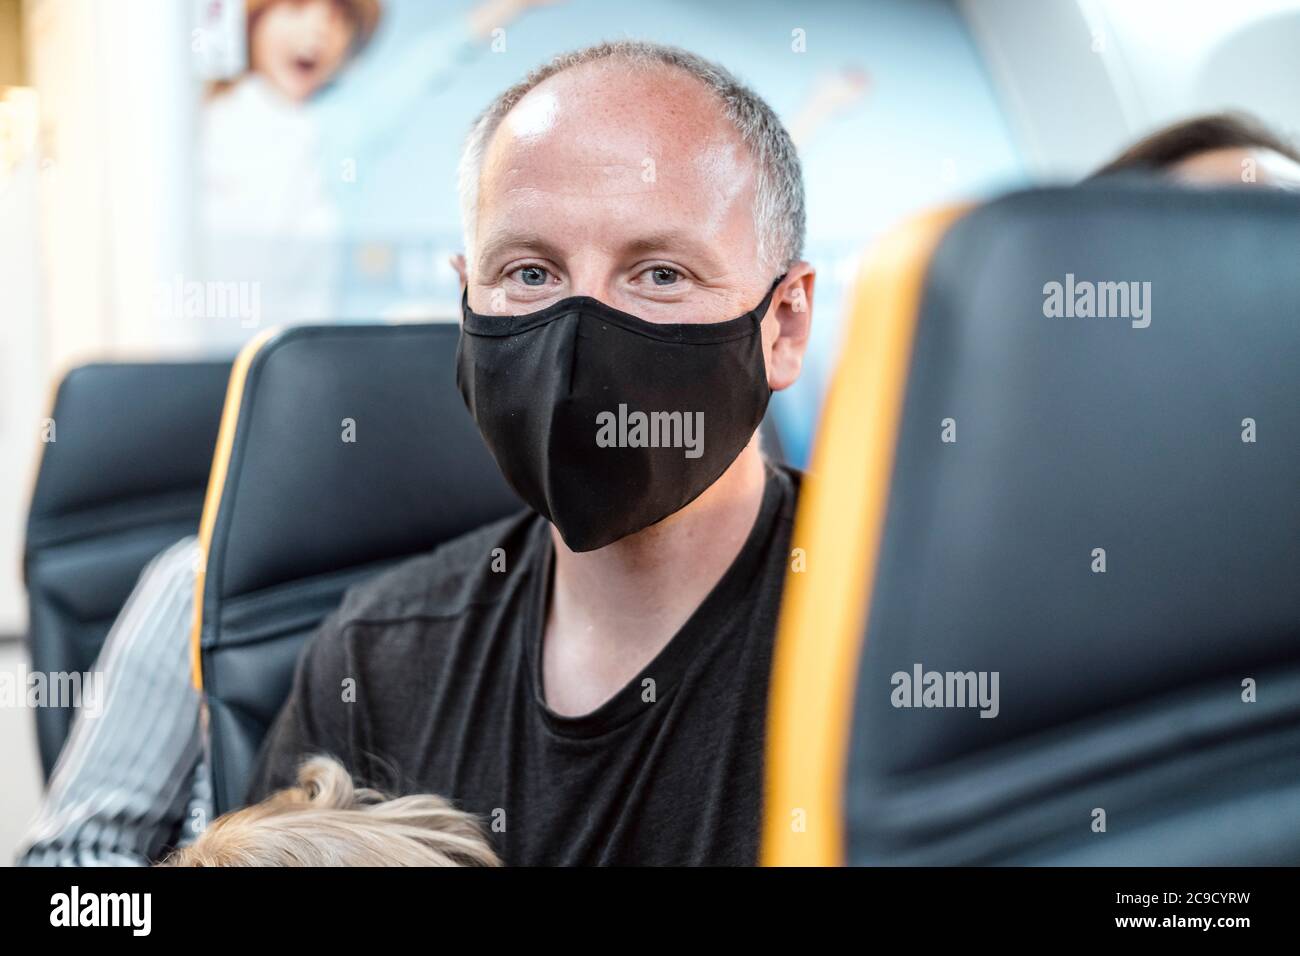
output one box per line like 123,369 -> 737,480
329,508 -> 542,632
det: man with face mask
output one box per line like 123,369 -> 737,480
250,40 -> 816,866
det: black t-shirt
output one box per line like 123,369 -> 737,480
249,462 -> 801,865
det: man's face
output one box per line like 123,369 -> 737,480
250,0 -> 356,102
469,62 -> 777,327
467,62 -> 811,392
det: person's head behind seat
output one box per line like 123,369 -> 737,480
1092,111 -> 1300,188
161,756 -> 500,866
454,40 -> 813,391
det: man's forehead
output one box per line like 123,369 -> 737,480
479,62 -> 753,201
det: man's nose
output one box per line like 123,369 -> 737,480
564,265 -> 616,303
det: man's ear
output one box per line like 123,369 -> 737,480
450,254 -> 469,289
764,263 -> 815,393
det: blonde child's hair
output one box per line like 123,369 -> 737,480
161,756 -> 500,867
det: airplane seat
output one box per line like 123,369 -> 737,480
193,323 -> 520,814
763,184 -> 1300,865
24,360 -> 231,778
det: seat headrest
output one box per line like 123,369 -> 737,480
198,323 -> 520,606
27,361 -> 232,544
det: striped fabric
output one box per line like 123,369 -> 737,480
17,536 -> 210,866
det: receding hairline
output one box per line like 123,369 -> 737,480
458,40 -> 806,273
493,53 -> 747,139
482,58 -> 756,180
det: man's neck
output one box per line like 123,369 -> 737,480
541,441 -> 769,716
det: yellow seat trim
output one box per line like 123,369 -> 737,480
190,328 -> 280,691
761,206 -> 967,866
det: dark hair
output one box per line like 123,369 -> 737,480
1092,112 -> 1300,177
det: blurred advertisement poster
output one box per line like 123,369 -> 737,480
192,0 -> 247,81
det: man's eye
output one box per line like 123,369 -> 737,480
514,266 -> 549,287
650,267 -> 679,286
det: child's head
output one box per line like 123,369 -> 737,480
245,0 -> 382,101
161,756 -> 499,866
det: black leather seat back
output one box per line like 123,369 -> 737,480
764,185 -> 1300,865
24,361 -> 230,777
852,185 -> 1300,864
196,323 -> 520,813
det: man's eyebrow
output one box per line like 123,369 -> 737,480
620,232 -> 728,274
476,233 -> 567,265
476,230 -> 730,275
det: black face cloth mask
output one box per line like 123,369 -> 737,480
457,278 -> 782,552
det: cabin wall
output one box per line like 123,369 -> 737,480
959,0 -> 1300,178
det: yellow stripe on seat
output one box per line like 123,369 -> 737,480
761,206 -> 968,866
190,328 -> 280,691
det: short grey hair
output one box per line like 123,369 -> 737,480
457,40 -> 806,274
